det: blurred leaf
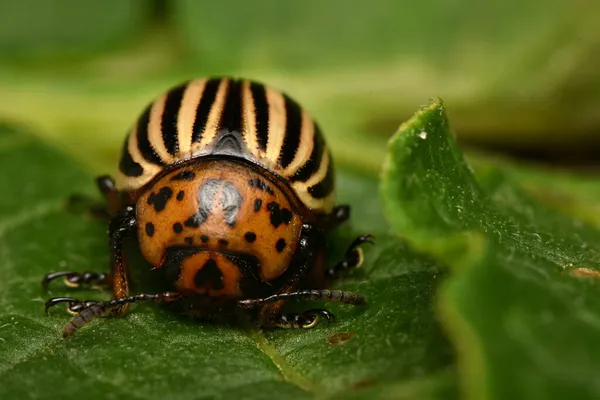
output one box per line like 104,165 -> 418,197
0,122 -> 456,399
0,0 -> 148,60
174,0 -> 600,145
0,2 -> 599,177
381,99 -> 600,399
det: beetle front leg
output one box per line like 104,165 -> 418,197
322,205 -> 350,230
326,234 -> 374,279
256,223 -> 340,329
42,270 -> 112,289
107,205 -> 136,315
269,309 -> 335,329
42,204 -> 135,295
44,205 -> 137,336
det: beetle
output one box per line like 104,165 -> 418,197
42,77 -> 373,337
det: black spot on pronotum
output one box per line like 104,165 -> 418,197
267,202 -> 283,228
177,190 -> 185,201
276,238 -> 286,252
184,215 -> 201,228
248,178 -> 274,195
171,170 -> 196,181
244,232 -> 256,243
184,237 -> 194,245
145,222 -> 155,237
201,235 -> 209,243
253,198 -> 262,212
220,181 -> 243,227
173,222 -> 183,233
280,208 -> 293,225
147,187 -> 173,212
218,239 -> 229,246
194,259 -> 224,290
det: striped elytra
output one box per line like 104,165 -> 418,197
117,77 -> 334,213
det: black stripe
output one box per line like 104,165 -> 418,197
192,78 -> 221,143
118,136 -> 143,177
290,123 -> 325,182
219,79 -> 243,134
211,79 -> 245,154
308,155 -> 334,198
278,94 -> 303,168
249,81 -> 269,151
161,82 -> 187,156
136,104 -> 164,165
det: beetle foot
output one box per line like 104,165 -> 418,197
326,234 -> 375,279
42,271 -> 111,289
44,297 -> 110,337
271,308 -> 335,329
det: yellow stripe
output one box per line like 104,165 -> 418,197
291,149 -> 333,212
265,88 -> 286,164
296,190 -> 335,213
177,79 -> 207,158
147,92 -> 174,164
283,111 -> 314,176
192,78 -> 229,153
304,147 -> 330,187
241,80 -> 260,157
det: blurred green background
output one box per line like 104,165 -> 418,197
0,0 -> 599,175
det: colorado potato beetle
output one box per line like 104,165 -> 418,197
43,77 -> 373,337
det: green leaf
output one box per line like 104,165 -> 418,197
381,99 -> 600,399
0,123 -> 456,399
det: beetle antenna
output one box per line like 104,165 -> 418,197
45,292 -> 181,337
237,289 -> 366,309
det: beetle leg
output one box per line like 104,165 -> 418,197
43,195 -> 133,293
42,270 -> 112,289
322,205 -> 350,230
257,223 -> 318,327
106,205 -> 136,316
42,205 -> 136,333
65,194 -> 111,219
45,291 -> 181,337
238,289 -> 366,308
326,234 -> 374,279
269,309 -> 335,329
95,175 -> 122,216
65,175 -> 119,219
